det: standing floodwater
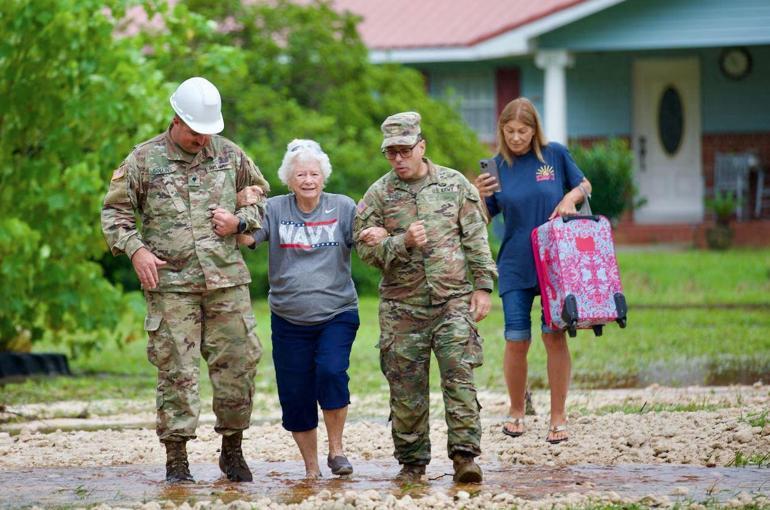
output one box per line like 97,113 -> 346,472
0,460 -> 768,509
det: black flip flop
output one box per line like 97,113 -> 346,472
501,417 -> 525,438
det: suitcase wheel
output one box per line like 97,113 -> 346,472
616,317 -> 627,328
614,293 -> 628,322
561,295 -> 579,325
592,325 -> 603,337
567,327 -> 577,338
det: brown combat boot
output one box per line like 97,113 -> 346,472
395,463 -> 426,483
163,440 -> 194,483
219,432 -> 253,482
452,453 -> 483,483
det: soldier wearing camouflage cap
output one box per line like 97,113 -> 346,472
354,111 -> 497,483
101,77 -> 270,484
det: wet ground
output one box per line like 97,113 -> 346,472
1,460 -> 768,509
3,385 -> 768,508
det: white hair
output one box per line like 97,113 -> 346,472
277,139 -> 332,186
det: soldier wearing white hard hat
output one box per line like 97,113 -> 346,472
170,76 -> 225,135
101,77 -> 270,484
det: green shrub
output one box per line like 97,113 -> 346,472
570,139 -> 637,222
0,0 -> 169,352
147,0 -> 487,298
706,190 -> 739,226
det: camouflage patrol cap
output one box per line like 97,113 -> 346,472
381,111 -> 422,149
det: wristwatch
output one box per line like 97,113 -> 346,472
236,218 -> 247,234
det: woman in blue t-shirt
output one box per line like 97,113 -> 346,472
474,98 -> 592,444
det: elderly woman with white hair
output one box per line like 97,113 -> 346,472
237,139 -> 362,479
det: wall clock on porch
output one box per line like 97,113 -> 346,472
719,47 -> 752,80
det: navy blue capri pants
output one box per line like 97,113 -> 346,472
271,309 -> 359,432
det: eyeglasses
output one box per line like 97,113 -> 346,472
382,141 -> 420,160
288,140 -> 323,154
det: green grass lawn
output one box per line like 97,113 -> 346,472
3,248 -> 770,406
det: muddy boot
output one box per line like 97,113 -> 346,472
452,453 -> 482,483
219,432 -> 252,482
163,440 -> 194,483
395,463 -> 426,483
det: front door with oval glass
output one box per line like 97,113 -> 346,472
632,58 -> 703,224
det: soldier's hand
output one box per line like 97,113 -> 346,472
131,247 -> 167,290
236,185 -> 265,207
211,208 -> 240,236
236,233 -> 256,247
474,173 -> 498,198
358,226 -> 389,246
404,221 -> 427,248
469,290 -> 491,322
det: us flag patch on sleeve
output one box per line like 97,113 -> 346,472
356,200 -> 367,214
111,165 -> 126,181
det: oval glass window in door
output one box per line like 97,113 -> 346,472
658,86 -> 683,156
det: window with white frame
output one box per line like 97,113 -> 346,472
428,70 -> 496,143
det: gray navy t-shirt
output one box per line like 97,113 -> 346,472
252,192 -> 358,325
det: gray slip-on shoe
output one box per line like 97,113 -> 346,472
327,454 -> 353,476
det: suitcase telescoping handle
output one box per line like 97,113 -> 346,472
562,214 -> 601,223
561,184 -> 596,222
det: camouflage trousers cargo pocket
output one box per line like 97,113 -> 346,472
379,329 -> 430,364
241,311 -> 263,366
144,314 -> 172,370
461,317 -> 484,369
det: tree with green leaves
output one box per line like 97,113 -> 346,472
0,0 -> 169,353
139,0 -> 488,294
0,0 -> 487,352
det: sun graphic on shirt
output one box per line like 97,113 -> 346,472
536,164 -> 556,182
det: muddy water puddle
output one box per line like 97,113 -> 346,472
1,460 -> 768,508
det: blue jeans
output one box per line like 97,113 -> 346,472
271,309 -> 359,432
501,287 -> 558,341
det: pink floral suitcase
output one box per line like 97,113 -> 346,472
531,214 -> 627,337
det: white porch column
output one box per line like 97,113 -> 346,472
534,50 -> 574,144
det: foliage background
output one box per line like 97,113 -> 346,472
569,138 -> 637,222
0,0 -> 171,354
0,0 -> 487,352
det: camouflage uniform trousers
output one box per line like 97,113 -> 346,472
378,293 -> 484,466
144,284 -> 262,441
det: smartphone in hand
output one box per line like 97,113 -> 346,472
479,158 -> 502,192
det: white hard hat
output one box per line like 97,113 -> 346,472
169,77 -> 224,135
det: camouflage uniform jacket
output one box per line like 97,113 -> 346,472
101,129 -> 270,292
354,158 -> 497,306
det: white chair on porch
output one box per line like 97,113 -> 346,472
713,152 -> 762,220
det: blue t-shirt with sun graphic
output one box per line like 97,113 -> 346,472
484,142 -> 585,294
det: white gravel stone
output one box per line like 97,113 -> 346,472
3,385 -> 770,509
733,429 -> 754,443
626,431 -> 647,447
454,491 -> 470,501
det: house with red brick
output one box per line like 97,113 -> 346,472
331,0 -> 770,244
